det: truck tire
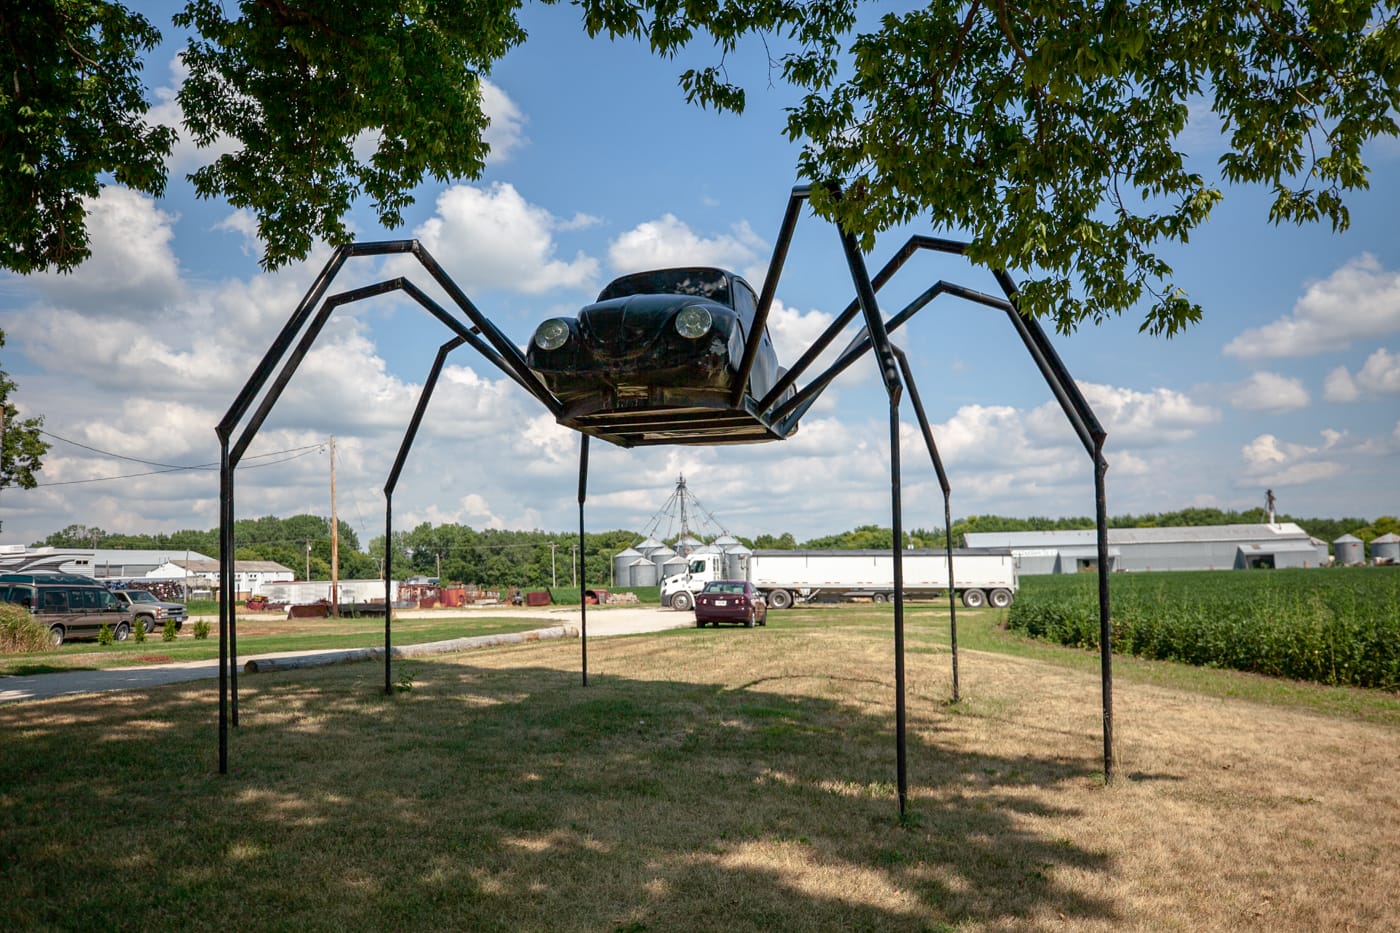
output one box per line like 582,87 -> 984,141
670,591 -> 694,612
49,625 -> 65,647
767,589 -> 793,610
139,614 -> 156,634
871,592 -> 887,603
961,588 -> 987,609
988,588 -> 1013,609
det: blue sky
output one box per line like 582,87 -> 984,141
1,5 -> 1398,551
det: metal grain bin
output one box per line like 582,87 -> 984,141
723,543 -> 752,580
675,535 -> 703,556
1333,534 -> 1365,566
612,548 -> 643,586
659,555 -> 688,582
628,558 -> 658,588
1370,533 -> 1400,564
649,545 -> 677,574
712,534 -> 741,549
635,537 -> 664,559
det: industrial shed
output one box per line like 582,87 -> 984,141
964,523 -> 1329,574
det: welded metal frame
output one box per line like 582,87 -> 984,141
216,186 -> 1114,812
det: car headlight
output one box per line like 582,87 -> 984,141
675,305 -> 712,339
532,319 -> 571,351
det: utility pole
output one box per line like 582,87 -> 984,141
571,543 -> 578,587
329,435 -> 339,617
305,540 -> 311,581
549,542 -> 557,588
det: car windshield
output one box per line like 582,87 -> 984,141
125,590 -> 157,602
598,268 -> 731,306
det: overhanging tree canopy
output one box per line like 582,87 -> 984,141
3,1 -> 1397,336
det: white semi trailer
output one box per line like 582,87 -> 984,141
660,548 -> 1018,611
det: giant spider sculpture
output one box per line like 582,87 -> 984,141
217,184 -> 1115,814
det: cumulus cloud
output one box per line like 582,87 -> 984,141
1027,382 -> 1218,446
1322,347 -> 1400,399
1323,365 -> 1360,402
1240,433 -> 1344,486
479,79 -> 527,163
411,183 -> 599,294
1229,371 -> 1310,412
608,215 -> 765,273
1223,254 -> 1400,359
1356,347 -> 1400,394
27,187 -> 185,314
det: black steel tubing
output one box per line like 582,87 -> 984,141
1095,440 -> 1114,782
218,440 -> 231,773
383,336 -> 466,694
578,435 -> 590,687
893,347 -> 960,703
888,394 -> 909,818
411,243 -> 563,416
735,186 -> 810,406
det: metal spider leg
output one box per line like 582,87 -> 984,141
891,345 -> 961,704
578,435 -> 590,687
216,240 -> 566,774
768,279 -> 1003,433
383,335 -> 467,695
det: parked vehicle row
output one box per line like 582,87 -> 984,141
0,573 -> 138,646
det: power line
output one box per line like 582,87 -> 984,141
32,437 -> 324,487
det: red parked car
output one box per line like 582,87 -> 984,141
693,580 -> 767,628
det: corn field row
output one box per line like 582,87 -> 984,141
1005,568 -> 1400,690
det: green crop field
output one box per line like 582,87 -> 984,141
1007,568 -> 1400,690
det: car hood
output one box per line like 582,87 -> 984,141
578,294 -> 718,349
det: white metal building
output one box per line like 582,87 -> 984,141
964,523 -> 1330,574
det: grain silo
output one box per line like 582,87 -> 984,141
1370,533 -> 1400,564
612,548 -> 643,586
649,544 -> 677,575
628,558 -> 658,587
723,543 -> 752,580
1333,533 -> 1365,566
658,554 -> 688,583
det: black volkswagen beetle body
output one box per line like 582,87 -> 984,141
526,267 -> 795,447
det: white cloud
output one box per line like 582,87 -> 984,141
1223,254 -> 1400,359
1323,365 -> 1360,402
1240,433 -> 1344,486
480,79 -> 527,163
1356,347 -> 1400,394
1229,371 -> 1310,412
1323,347 -> 1400,399
27,187 -> 185,315
607,215 -> 765,273
411,183 -> 599,294
1029,382 -> 1218,446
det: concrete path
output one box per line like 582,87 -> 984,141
0,605 -> 694,705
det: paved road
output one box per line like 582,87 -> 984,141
0,605 -> 693,705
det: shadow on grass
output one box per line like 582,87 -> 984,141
0,655 -> 1116,931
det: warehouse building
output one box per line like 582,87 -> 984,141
963,523 -> 1329,575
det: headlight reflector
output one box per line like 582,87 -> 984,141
675,305 -> 712,339
532,319 -> 570,351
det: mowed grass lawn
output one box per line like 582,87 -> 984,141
2,606 -> 1396,931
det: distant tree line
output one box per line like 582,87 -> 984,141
30,508 -> 1397,587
